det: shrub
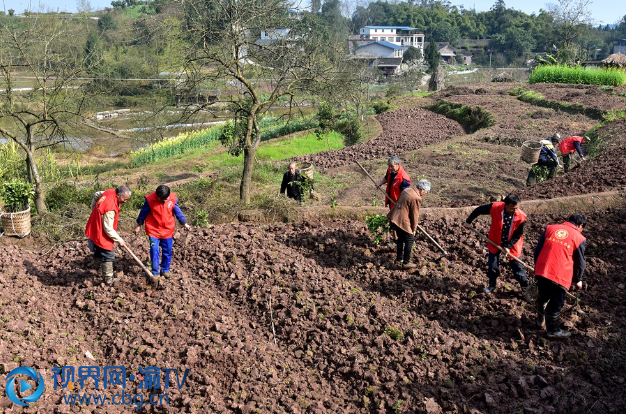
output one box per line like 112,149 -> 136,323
371,99 -> 391,114
46,183 -> 97,211
427,99 -> 495,133
334,116 -> 363,146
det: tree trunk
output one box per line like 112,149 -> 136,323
240,145 -> 255,204
239,111 -> 261,204
25,148 -> 47,213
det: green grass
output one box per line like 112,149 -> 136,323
130,117 -> 319,167
529,65 -> 626,86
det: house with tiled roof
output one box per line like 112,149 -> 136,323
355,41 -> 405,59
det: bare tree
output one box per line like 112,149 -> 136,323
547,0 -> 594,61
179,0 -> 348,203
0,14 -> 93,213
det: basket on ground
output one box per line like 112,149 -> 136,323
298,163 -> 314,179
1,207 -> 31,238
521,141 -> 542,164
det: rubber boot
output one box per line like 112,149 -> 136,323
536,301 -> 546,330
101,261 -> 116,285
546,312 -> 570,338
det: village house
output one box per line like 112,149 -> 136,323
355,41 -> 405,59
614,39 -> 626,55
358,26 -> 425,50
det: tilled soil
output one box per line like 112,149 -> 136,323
2,209 -> 625,413
526,83 -> 626,113
293,109 -> 466,170
517,117 -> 626,200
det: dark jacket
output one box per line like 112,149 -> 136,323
538,140 -> 559,164
280,170 -> 306,200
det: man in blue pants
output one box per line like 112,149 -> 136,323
134,185 -> 190,277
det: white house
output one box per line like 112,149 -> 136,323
355,41 -> 405,59
359,26 -> 425,50
614,39 -> 626,55
260,27 -> 290,41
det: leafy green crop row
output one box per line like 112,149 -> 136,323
529,65 -> 626,86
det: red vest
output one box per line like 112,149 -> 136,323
488,202 -> 526,258
85,188 -> 121,250
534,222 -> 586,289
558,136 -> 584,155
144,192 -> 178,239
385,165 -> 411,210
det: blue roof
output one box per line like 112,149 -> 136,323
356,41 -> 404,51
363,26 -> 419,31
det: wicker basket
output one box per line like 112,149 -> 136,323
520,141 -> 542,164
1,207 -> 31,238
298,163 -> 314,180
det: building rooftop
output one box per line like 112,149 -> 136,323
363,26 -> 419,31
356,41 -> 405,51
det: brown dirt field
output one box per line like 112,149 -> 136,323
2,82 -> 626,413
526,83 -> 626,113
1,209 -> 625,413
320,84 -> 612,209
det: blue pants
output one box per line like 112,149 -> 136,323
149,237 -> 173,276
486,251 -> 528,288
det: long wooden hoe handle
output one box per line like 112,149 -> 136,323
465,226 -> 577,300
122,244 -> 157,283
355,160 -> 448,255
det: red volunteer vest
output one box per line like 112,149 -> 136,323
85,188 -> 121,250
144,192 -> 178,239
534,222 -> 586,289
385,165 -> 411,210
558,136 -> 584,155
488,202 -> 526,258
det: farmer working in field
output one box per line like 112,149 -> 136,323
534,214 -> 587,338
280,162 -> 307,204
463,194 -> 529,295
526,134 -> 562,186
558,135 -> 586,173
377,156 -> 411,210
85,185 -> 131,285
387,179 -> 431,269
134,185 -> 191,278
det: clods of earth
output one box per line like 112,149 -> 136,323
1,209 -> 625,413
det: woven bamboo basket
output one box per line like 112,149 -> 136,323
520,141 -> 542,164
1,207 -> 31,238
298,163 -> 314,180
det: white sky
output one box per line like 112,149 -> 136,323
2,0 -> 624,27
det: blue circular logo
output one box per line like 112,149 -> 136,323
5,367 -> 45,407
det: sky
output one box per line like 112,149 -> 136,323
1,0 -> 624,26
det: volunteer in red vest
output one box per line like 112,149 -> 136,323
534,214 -> 587,338
376,156 -> 411,210
85,185 -> 131,285
463,194 -> 529,294
558,135 -> 586,173
134,185 -> 191,277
